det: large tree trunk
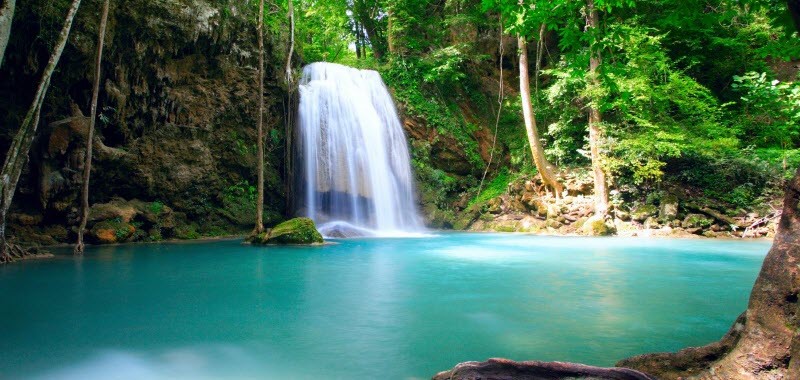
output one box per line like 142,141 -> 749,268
0,0 -> 82,262
518,36 -> 563,197
75,0 -> 110,255
586,0 -> 609,216
253,0 -> 265,234
619,167 -> 800,379
0,0 -> 14,68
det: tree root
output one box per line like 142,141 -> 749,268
1,243 -> 36,264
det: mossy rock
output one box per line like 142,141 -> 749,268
682,213 -> 714,229
631,204 -> 658,222
249,218 -> 323,245
174,223 -> 200,240
90,219 -> 136,244
582,215 -> 616,236
659,194 -> 679,221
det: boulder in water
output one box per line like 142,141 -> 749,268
582,214 -> 616,236
249,218 -> 324,245
317,221 -> 376,238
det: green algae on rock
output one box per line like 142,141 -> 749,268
248,218 -> 323,245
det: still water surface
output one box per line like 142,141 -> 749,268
0,234 -> 770,379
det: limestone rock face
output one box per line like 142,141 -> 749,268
0,0 -> 289,245
249,218 -> 324,245
432,358 -> 656,380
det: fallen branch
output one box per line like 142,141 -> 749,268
685,203 -> 747,228
742,211 -> 782,238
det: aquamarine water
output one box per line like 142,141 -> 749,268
0,234 -> 770,379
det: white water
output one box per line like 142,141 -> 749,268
296,62 -> 425,237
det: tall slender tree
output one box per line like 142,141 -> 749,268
0,0 -> 15,67
254,0 -> 265,234
75,0 -> 111,255
286,0 -> 295,85
585,0 -> 609,215
0,0 -> 83,263
518,35 -> 564,197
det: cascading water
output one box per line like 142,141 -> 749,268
295,62 -> 425,237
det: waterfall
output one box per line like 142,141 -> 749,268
295,62 -> 425,237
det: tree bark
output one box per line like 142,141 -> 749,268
254,0 -> 265,234
0,0 -> 15,68
285,0 -> 294,85
75,0 -> 110,255
586,0 -> 609,216
518,36 -> 563,197
619,167 -> 800,379
0,0 -> 82,261
355,20 -> 362,59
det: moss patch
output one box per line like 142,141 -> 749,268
249,218 -> 324,245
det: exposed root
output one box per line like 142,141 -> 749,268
0,243 -> 46,264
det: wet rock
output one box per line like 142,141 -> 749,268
631,204 -> 658,222
582,214 -> 616,236
681,213 -> 713,229
643,217 -> 660,229
486,198 -> 503,214
659,194 -> 679,221
615,209 -> 630,222
546,204 -> 563,220
249,218 -> 323,245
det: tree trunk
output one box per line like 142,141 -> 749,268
355,20 -> 362,59
253,0 -> 265,234
619,167 -> 800,379
285,0 -> 294,85
387,10 -> 395,54
586,0 -> 609,216
352,0 -> 385,59
0,0 -> 15,68
518,36 -> 563,197
0,0 -> 82,261
75,0 -> 110,255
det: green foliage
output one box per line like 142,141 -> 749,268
149,201 -> 165,215
384,57 -> 484,168
422,46 -> 468,84
470,168 -> 511,206
296,0 -> 353,63
297,0 -> 797,215
733,72 -> 800,150
220,180 -> 258,225
755,148 -> 800,179
175,224 -> 200,240
224,180 -> 257,204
